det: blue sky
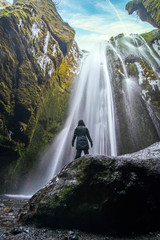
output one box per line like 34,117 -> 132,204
7,0 -> 154,50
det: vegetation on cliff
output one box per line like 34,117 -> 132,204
0,0 -> 81,192
126,0 -> 160,28
113,3 -> 160,155
125,0 -> 160,125
107,31 -> 160,155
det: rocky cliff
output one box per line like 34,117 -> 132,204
106,32 -> 160,155
125,0 -> 160,47
0,0 -> 81,192
104,0 -> 160,154
126,0 -> 160,28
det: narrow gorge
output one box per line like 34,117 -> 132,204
0,0 -> 160,238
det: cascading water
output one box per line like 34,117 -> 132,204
107,34 -> 160,153
20,33 -> 160,196
21,42 -> 118,195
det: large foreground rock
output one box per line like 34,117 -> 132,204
19,142 -> 160,234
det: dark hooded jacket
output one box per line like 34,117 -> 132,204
72,125 -> 92,150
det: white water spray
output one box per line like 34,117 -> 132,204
20,34 -> 160,196
21,43 -> 117,195
108,42 -> 128,78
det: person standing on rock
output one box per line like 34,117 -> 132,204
72,120 -> 93,159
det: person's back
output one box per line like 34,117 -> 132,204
72,120 -> 93,159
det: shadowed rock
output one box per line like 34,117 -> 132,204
126,0 -> 160,28
19,142 -> 160,234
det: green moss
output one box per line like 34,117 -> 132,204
56,185 -> 76,205
143,0 -> 160,27
14,79 -> 70,176
126,0 -> 160,28
58,58 -> 71,90
0,0 -> 78,192
141,29 -> 160,44
141,32 -> 155,43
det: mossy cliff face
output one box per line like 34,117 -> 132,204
0,0 -> 81,192
16,41 -> 81,191
126,0 -> 160,28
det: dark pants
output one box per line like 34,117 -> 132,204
75,148 -> 89,159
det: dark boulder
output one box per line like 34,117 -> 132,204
19,142 -> 160,234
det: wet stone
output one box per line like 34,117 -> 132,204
1,183 -> 160,240
68,231 -> 74,235
70,234 -> 79,240
24,228 -> 30,233
10,227 -> 23,235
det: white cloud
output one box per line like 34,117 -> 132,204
60,0 -> 154,48
60,0 -> 88,14
67,11 -> 153,35
69,13 -> 110,33
75,33 -> 109,51
72,12 -> 154,50
96,1 -> 119,14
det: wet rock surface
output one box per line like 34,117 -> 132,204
19,142 -> 160,235
1,195 -> 160,240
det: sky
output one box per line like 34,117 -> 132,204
7,0 -> 155,50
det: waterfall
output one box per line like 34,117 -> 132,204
21,42 -> 118,195
20,34 -> 160,196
